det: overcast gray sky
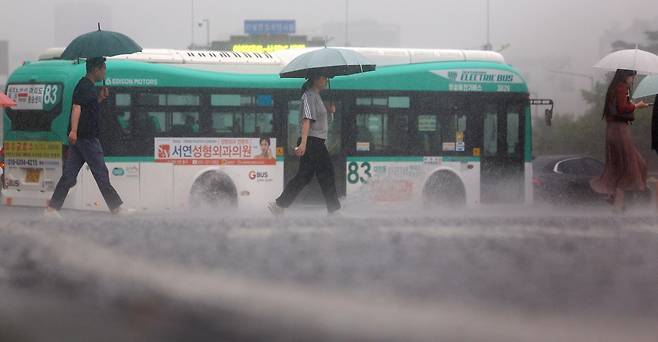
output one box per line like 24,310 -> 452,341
1,0 -> 657,113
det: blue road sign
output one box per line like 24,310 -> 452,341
244,20 -> 296,35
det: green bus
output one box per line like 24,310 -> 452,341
2,47 -> 532,211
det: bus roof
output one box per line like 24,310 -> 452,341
36,47 -> 507,71
10,59 -> 527,93
12,47 -> 527,93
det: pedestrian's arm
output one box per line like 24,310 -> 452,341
68,105 -> 81,145
324,101 -> 336,114
616,86 -> 636,114
98,87 -> 109,103
300,118 -> 310,146
295,118 -> 311,156
70,105 -> 81,133
634,100 -> 649,109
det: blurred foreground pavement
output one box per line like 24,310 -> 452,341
1,205 -> 657,342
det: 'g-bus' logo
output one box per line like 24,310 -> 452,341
249,171 -> 269,181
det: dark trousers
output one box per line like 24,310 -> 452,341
276,136 -> 341,212
49,138 -> 123,211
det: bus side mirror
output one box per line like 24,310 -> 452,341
545,108 -> 553,127
530,98 -> 555,127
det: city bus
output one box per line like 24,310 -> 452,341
2,47 -> 532,211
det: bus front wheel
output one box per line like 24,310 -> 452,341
189,171 -> 238,208
422,171 -> 466,208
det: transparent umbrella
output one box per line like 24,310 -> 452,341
279,47 -> 376,79
593,47 -> 658,75
633,74 -> 658,99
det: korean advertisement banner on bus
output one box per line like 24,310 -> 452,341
3,141 -> 62,190
155,137 -> 277,165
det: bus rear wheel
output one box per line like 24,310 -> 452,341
422,171 -> 466,208
189,171 -> 238,208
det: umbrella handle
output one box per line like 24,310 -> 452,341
327,79 -> 336,122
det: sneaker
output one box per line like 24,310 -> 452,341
267,201 -> 284,216
111,207 -> 137,216
328,210 -> 342,217
43,208 -> 63,219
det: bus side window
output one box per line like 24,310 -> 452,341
211,94 -> 273,137
483,106 -> 498,157
149,112 -> 165,134
116,93 -> 131,106
356,113 -> 383,152
506,109 -> 521,157
134,112 -> 164,136
255,112 -> 273,135
391,114 -> 409,152
326,101 -> 342,155
354,96 -> 409,154
244,112 -> 276,135
417,114 -> 441,154
243,113 -> 255,134
287,101 -> 301,150
171,112 -> 200,136
138,94 -> 166,106
211,112 -> 238,134
117,111 -> 131,133
114,93 -> 132,134
440,113 -> 467,153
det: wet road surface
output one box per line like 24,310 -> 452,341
1,205 -> 657,341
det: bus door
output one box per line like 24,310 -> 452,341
347,95 -> 412,201
282,93 -> 347,205
478,98 -> 526,204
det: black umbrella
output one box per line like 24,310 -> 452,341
61,23 -> 142,60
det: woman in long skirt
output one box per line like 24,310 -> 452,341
590,69 -> 650,211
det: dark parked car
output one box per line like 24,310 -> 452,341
533,155 -> 605,205
533,155 -> 651,206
